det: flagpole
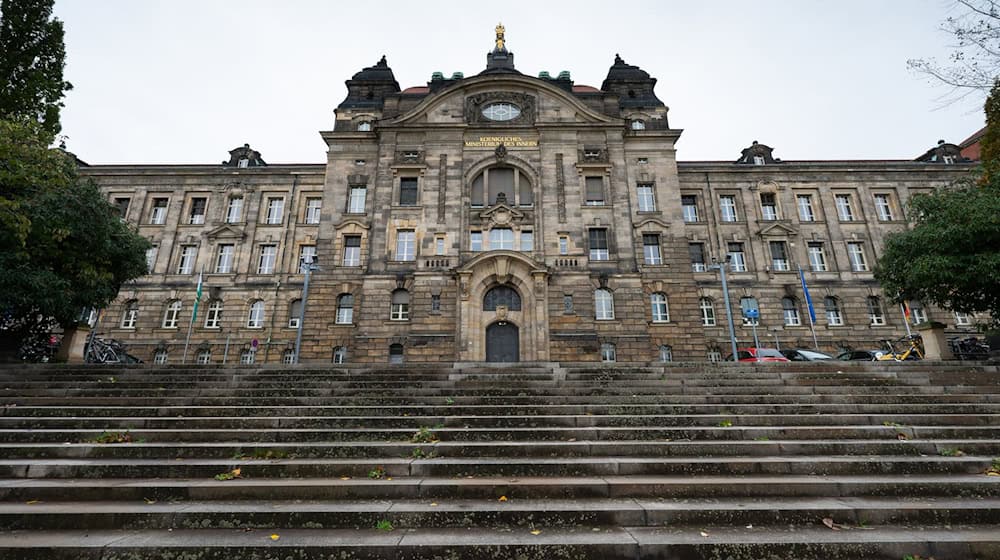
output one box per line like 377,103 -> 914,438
799,266 -> 820,351
182,267 -> 204,363
900,303 -> 912,337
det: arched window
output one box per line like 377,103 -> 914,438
740,296 -> 759,326
332,346 -> 347,364
650,293 -> 669,322
699,297 -> 716,326
390,289 -> 410,321
162,300 -> 182,329
336,294 -> 354,324
247,300 -> 265,328
204,300 -> 223,329
483,285 -> 521,311
470,167 -> 533,208
389,343 -> 404,364
121,300 -> 139,329
659,345 -> 673,362
867,296 -> 886,325
288,299 -> 303,328
781,297 -> 801,326
824,296 -> 843,326
595,289 -> 615,320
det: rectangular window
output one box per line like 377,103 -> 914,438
760,193 -> 777,221
395,230 -> 416,261
868,298 -> 886,326
769,241 -> 789,271
588,228 -> 609,261
642,234 -> 662,265
955,312 -> 972,326
753,155 -> 766,165
558,236 -> 568,255
265,197 -> 284,225
807,242 -> 827,272
797,194 -> 815,222
177,246 -> 197,275
299,245 -> 317,272
489,228 -> 514,250
470,231 -> 483,252
189,197 -> 207,225
114,197 -> 130,218
145,246 -> 158,273
215,244 -> 234,273
520,231 -> 534,252
689,243 -> 707,272
431,294 -> 441,312
348,186 -> 366,214
637,184 -> 656,212
226,197 -> 243,223
874,194 -> 894,221
399,178 -> 418,206
681,195 -> 699,222
257,244 -> 277,274
585,176 -> 604,205
305,197 -> 322,224
835,194 -> 855,221
700,298 -> 716,326
719,195 -> 738,222
150,198 -> 168,225
342,235 -> 361,266
727,242 -> 746,272
848,242 -> 868,272
434,236 -> 446,256
205,301 -> 222,329
563,294 -> 574,314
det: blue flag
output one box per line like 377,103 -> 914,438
799,266 -> 816,323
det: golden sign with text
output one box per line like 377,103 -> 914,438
464,136 -> 538,148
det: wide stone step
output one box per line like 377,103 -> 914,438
0,454 -> 992,479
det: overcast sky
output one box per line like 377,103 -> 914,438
52,0 -> 986,164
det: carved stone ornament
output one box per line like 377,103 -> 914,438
495,143 -> 508,161
464,92 -> 536,125
496,305 -> 508,322
394,150 -> 425,164
579,147 -> 607,163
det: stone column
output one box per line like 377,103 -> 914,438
56,326 -> 91,364
915,321 -> 954,360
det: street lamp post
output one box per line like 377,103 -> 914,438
709,257 -> 739,361
293,256 -> 319,364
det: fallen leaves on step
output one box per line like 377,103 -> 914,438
270,533 -> 280,541
822,517 -> 850,530
897,433 -> 909,440
143,498 -> 156,505
699,531 -> 710,537
498,495 -> 508,502
430,502 -> 438,507
25,500 -> 39,505
529,529 -> 542,535
214,468 -> 242,481
339,476 -> 351,480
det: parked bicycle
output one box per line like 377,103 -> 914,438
874,334 -> 924,362
85,338 -> 143,364
948,336 -> 991,361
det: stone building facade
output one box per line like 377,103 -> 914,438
82,33 -> 980,364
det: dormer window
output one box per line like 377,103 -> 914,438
357,121 -> 373,132
237,158 -> 249,168
752,155 -> 765,165
942,155 -> 955,164
630,120 -> 646,130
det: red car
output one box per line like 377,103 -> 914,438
725,348 -> 791,362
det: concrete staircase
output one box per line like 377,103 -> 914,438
0,361 -> 998,559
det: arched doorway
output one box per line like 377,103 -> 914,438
486,322 -> 519,362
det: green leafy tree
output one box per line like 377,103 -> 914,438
0,0 -> 73,139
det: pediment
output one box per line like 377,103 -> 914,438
757,221 -> 798,237
204,224 -> 246,241
633,218 -> 670,230
478,201 -> 524,225
334,219 -> 371,231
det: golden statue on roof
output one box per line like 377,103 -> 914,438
495,23 -> 505,51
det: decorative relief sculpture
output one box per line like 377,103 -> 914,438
464,92 -> 536,125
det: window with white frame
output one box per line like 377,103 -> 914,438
650,292 -> 670,322
558,235 -> 569,255
728,242 -> 747,272
955,312 -> 972,326
332,346 -> 347,364
824,296 -> 844,326
659,345 -> 673,362
343,235 -> 361,266
390,289 -> 410,321
288,299 -> 302,328
435,236 -> 446,255
769,241 -> 790,271
719,195 -> 738,222
752,155 -> 766,165
188,197 -> 207,225
797,194 -> 815,222
215,244 -> 235,274
154,349 -> 168,364
835,194 -> 855,221
700,297 -> 717,326
305,197 -> 322,224
247,300 -> 265,328
689,243 -> 707,272
177,246 -> 197,275
470,231 -> 483,252
347,186 -> 366,214
225,197 -> 243,223
595,289 -> 615,320
637,184 -> 656,212
150,198 -> 168,225
681,195 -> 699,222
807,242 -> 828,272
781,297 -> 801,326
336,294 -> 353,324
257,245 -> 277,274
237,158 -> 249,168
588,228 -> 609,261
643,234 -> 662,265
205,300 -> 223,329
847,242 -> 868,272
520,231 -> 533,252
600,342 -> 617,361
196,350 -> 211,364
760,193 -> 778,220
630,119 -> 645,130
299,245 -> 317,272
395,230 -> 416,261
240,349 -> 255,364
740,296 -> 759,326
867,296 -> 885,326
121,301 -> 139,329
910,301 -> 928,324
281,349 -> 296,364
163,300 -> 182,328
145,246 -> 158,273
265,197 -> 284,225
489,228 -> 514,250
707,349 -> 723,363
874,194 -> 894,221
357,121 -> 372,132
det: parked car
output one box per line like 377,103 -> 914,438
726,348 -> 791,362
781,349 -> 835,361
836,350 -> 880,361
